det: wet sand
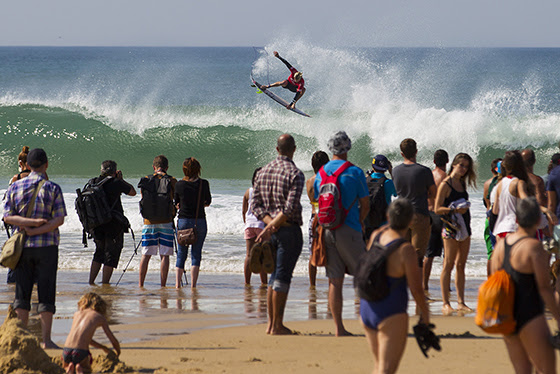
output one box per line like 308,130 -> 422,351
3,269 -> 542,373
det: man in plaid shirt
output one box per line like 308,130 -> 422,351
3,148 -> 66,349
252,134 -> 305,335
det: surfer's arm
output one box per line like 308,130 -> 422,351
274,51 -> 293,70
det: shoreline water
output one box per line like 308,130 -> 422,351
0,269 -> 483,347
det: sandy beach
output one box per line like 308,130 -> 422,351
42,314 -> 556,374
2,270 -> 558,373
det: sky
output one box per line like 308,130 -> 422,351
1,0 -> 560,47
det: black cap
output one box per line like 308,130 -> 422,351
27,148 -> 48,168
372,154 -> 389,172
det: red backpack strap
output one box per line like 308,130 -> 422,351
320,161 -> 353,180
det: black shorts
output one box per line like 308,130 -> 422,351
14,245 -> 58,314
93,229 -> 124,268
425,211 -> 443,258
284,81 -> 298,93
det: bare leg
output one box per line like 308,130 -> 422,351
361,321 -> 379,374
455,237 -> 471,310
504,333 -> 533,374
65,362 -> 75,374
440,238 -> 458,314
160,255 -> 169,287
271,289 -> 292,335
88,261 -> 102,285
309,262 -> 317,288
375,313 -> 408,374
101,265 -> 114,284
266,286 -> 273,334
191,265 -> 200,288
175,267 -> 184,288
422,257 -> 434,291
519,315 -> 556,374
244,239 -> 253,284
40,311 -> 59,349
15,307 -> 29,327
329,277 -> 352,336
259,269 -> 267,286
263,80 -> 288,89
138,255 -> 151,287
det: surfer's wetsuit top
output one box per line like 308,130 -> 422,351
277,55 -> 305,101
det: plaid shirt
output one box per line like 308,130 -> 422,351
3,171 -> 67,248
251,155 -> 305,226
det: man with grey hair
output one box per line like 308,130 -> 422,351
252,133 -> 305,335
314,131 -> 369,336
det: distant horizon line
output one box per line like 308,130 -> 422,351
1,45 -> 560,49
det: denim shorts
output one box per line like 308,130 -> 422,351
268,225 -> 303,292
14,245 -> 58,314
176,218 -> 207,268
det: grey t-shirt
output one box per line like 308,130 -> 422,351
392,162 -> 435,216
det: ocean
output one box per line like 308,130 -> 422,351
0,46 -> 559,324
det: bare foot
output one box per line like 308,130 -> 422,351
41,340 -> 60,349
442,304 -> 455,316
457,303 -> 473,312
336,330 -> 354,337
271,325 -> 296,335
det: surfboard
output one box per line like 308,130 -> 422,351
251,75 -> 311,117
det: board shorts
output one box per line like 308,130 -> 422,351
425,211 -> 443,258
93,230 -> 124,268
284,81 -> 298,93
324,224 -> 366,278
141,223 -> 174,256
407,213 -> 431,266
244,227 -> 263,240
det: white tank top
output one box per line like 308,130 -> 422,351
493,177 -> 518,235
244,188 -> 265,229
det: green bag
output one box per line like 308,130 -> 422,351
0,180 -> 45,269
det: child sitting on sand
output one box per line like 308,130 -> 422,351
62,292 -> 121,374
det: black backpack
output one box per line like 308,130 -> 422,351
365,175 -> 388,235
354,235 -> 407,302
138,174 -> 175,221
75,177 -> 115,245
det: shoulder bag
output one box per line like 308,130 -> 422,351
177,180 -> 203,247
0,180 -> 46,269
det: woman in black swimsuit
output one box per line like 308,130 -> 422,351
491,197 -> 560,374
434,153 -> 476,314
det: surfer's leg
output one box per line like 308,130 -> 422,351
262,80 -> 287,89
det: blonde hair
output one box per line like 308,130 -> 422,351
77,292 -> 107,317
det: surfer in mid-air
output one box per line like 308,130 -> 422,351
261,51 -> 305,110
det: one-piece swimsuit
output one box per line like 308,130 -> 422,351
359,234 -> 407,330
503,237 -> 544,334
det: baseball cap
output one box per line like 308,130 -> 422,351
27,148 -> 48,168
372,155 -> 389,172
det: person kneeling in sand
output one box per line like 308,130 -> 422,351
62,293 -> 121,374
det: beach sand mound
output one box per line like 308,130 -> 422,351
0,306 -> 64,374
92,350 -> 135,373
